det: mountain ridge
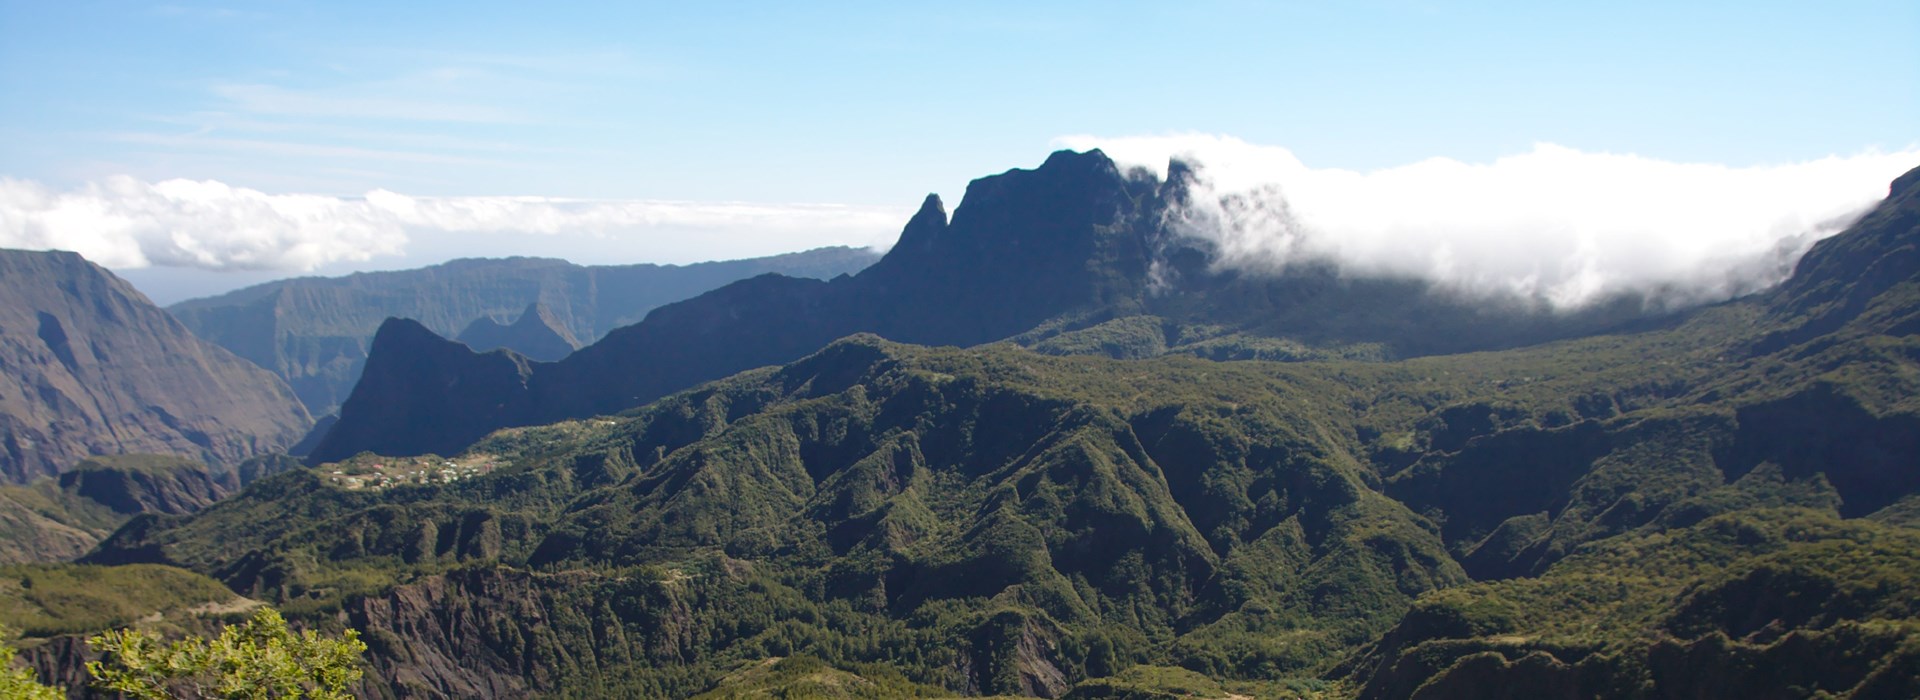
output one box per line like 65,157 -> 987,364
46,157 -> 1920,699
312,150 -> 1693,463
169,246 -> 880,415
0,249 -> 311,484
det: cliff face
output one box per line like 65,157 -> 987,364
311,152 -> 1158,462
169,247 -> 879,415
0,249 -> 311,484
310,319 -> 536,461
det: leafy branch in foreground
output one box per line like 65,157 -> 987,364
1,626 -> 64,700
85,608 -> 366,700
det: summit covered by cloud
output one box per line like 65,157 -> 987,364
7,136 -> 1916,314
1061,134 -> 1920,309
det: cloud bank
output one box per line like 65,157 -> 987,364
1057,134 -> 1920,308
0,176 -> 907,272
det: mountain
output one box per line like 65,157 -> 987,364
35,159 -> 1920,699
168,246 -> 880,416
312,151 -> 1655,464
0,249 -> 312,484
455,302 -> 581,361
0,454 -> 296,564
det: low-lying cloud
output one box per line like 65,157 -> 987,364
0,176 -> 907,272
1058,134 -> 1920,308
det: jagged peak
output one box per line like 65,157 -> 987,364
1037,148 -> 1116,175
916,192 -> 945,218
889,194 -> 950,254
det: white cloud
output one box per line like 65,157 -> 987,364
0,176 -> 405,270
0,176 -> 909,272
1057,134 -> 1920,308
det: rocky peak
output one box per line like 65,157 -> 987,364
889,194 -> 949,255
456,302 -> 580,362
307,318 -> 536,463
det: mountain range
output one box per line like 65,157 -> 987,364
311,151 -> 1661,464
168,247 -> 880,417
21,154 -> 1914,698
0,249 -> 311,485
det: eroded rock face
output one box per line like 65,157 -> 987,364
0,249 -> 311,483
336,567 -> 706,699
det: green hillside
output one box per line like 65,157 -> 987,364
0,454 -> 293,564
20,160 -> 1919,698
75,248 -> 1920,697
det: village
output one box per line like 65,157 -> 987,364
321,452 -> 506,491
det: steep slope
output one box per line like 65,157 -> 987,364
455,302 -> 581,361
313,150 -> 1653,463
1333,164 -> 1920,699
319,319 -> 537,460
0,249 -> 311,484
169,247 -> 879,415
0,454 -> 297,564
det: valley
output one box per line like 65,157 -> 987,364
2,151 -> 1917,699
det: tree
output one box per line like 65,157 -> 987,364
1,626 -> 65,700
85,608 -> 366,700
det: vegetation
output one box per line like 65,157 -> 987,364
86,607 -> 366,700
22,166 -> 1920,697
0,564 -> 240,638
0,454 -> 278,565
75,269 -> 1920,696
1,627 -> 63,700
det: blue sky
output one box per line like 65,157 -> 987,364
2,1 -> 1917,302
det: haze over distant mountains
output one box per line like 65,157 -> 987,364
0,249 -> 311,484
168,247 -> 879,416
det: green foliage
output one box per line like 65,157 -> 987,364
71,235 -> 1920,699
0,563 -> 236,637
86,607 -> 366,700
1354,509 -> 1920,698
0,454 -> 246,565
1065,664 -> 1227,699
1,626 -> 64,700
686,655 -> 954,699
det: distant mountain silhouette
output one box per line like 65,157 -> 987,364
0,249 -> 311,483
456,302 -> 580,362
169,247 -> 879,416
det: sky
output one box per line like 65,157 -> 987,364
2,0 -> 1917,304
